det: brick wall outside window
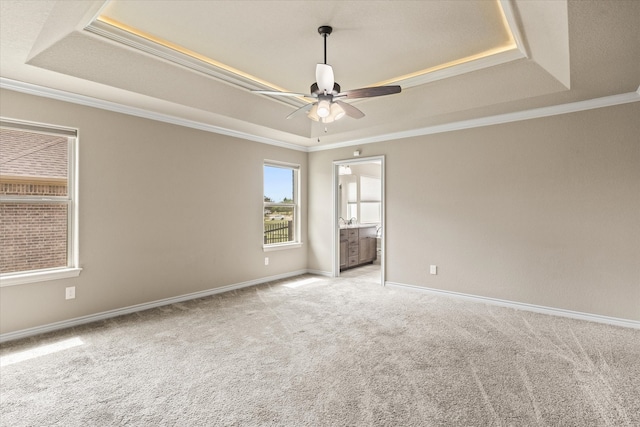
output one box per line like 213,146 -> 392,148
1,182 -> 67,197
0,203 -> 68,274
0,127 -> 70,274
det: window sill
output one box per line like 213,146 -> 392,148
0,267 -> 83,287
263,242 -> 303,252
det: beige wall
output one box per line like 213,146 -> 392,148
0,89 -> 308,334
309,103 -> 640,321
1,88 -> 638,335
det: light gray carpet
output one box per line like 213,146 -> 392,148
1,267 -> 639,426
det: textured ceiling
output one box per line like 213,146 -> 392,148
0,1 -> 638,149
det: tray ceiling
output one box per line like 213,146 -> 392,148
1,1 -> 638,149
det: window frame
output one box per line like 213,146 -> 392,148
263,160 -> 301,251
0,119 -> 82,287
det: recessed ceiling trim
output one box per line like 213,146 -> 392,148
85,0 -> 527,100
372,0 -> 527,89
379,47 -> 525,90
499,0 -> 528,58
84,19 -> 307,109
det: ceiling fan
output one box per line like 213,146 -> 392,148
252,26 -> 401,123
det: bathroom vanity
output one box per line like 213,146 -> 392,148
339,225 -> 377,270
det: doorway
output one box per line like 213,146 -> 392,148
333,156 -> 385,285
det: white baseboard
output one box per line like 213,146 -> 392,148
0,270 -> 313,343
305,269 -> 333,277
385,281 -> 640,330
6,273 -> 635,343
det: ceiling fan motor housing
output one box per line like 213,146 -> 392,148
311,82 -> 341,95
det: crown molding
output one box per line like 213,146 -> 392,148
308,89 -> 640,152
2,78 -> 638,154
0,77 -> 309,152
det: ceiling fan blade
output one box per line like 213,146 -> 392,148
316,63 -> 335,94
335,101 -> 365,119
251,90 -> 313,98
336,85 -> 401,99
286,103 -> 314,119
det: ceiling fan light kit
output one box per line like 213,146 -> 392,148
331,103 -> 346,121
252,25 -> 401,124
308,100 -> 346,123
316,97 -> 331,118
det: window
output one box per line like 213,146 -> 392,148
263,162 -> 300,248
347,179 -> 358,221
359,175 -> 381,224
0,120 -> 80,286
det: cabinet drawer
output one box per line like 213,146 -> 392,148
347,229 -> 358,239
348,246 -> 359,256
348,256 -> 359,266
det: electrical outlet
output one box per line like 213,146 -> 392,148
65,286 -> 76,300
430,265 -> 437,275
265,257 -> 269,266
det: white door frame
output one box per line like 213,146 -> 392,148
332,155 -> 385,284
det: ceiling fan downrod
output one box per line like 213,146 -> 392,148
318,25 -> 332,65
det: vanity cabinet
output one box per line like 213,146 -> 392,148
340,225 -> 377,271
339,240 -> 348,270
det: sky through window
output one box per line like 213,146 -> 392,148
264,165 -> 293,202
